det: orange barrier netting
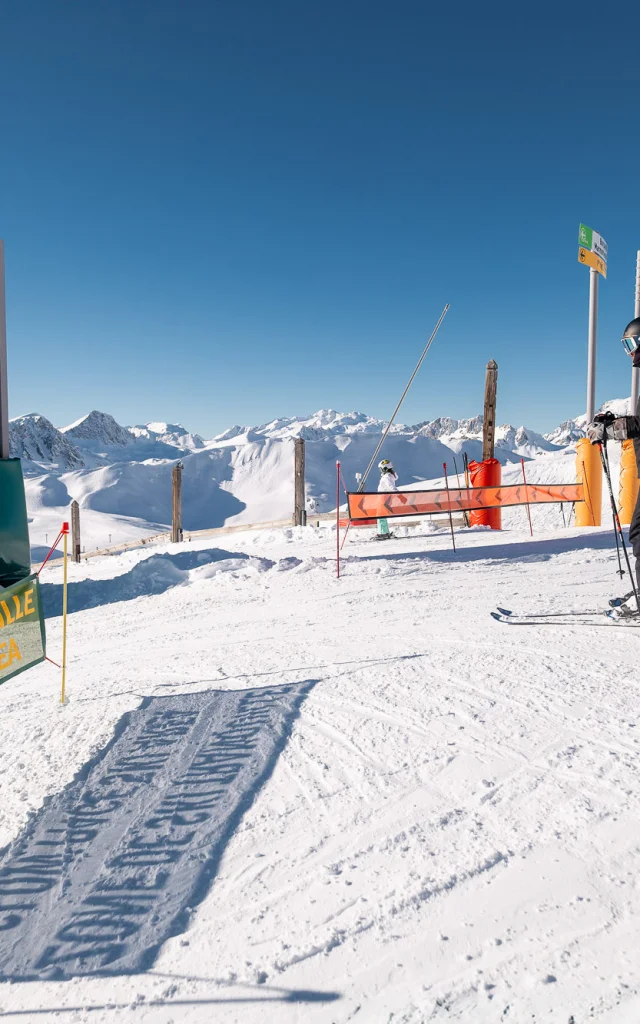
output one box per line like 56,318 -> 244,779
347,483 -> 584,521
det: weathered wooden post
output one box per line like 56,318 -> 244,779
294,437 -> 306,526
482,359 -> 498,461
71,500 -> 81,562
172,462 -> 183,543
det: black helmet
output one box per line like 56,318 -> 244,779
621,317 -> 640,355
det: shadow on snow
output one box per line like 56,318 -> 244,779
356,528 -> 617,567
0,681 -> 318,983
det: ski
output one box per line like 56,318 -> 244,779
496,606 -> 599,619
491,608 -> 640,628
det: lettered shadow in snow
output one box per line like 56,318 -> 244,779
41,548 -> 301,616
0,681 -> 316,980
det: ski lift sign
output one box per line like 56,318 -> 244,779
578,223 -> 607,278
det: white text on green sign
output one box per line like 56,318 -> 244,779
578,223 -> 607,263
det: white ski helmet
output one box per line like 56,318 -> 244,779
378,459 -> 394,471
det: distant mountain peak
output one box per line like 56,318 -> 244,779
61,410 -> 133,447
9,413 -> 84,469
128,422 -> 205,450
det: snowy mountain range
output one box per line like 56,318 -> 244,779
7,403 -> 629,546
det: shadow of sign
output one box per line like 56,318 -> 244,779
0,681 -> 316,980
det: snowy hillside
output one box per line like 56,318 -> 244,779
2,519 -> 640,1021
6,401 -> 629,551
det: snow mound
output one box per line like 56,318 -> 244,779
41,547 -> 300,615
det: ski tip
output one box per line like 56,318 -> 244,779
496,607 -> 512,617
490,611 -> 503,621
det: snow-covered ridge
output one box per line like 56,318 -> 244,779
9,413 -> 84,470
62,410 -> 134,447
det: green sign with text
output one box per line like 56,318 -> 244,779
0,575 -> 46,684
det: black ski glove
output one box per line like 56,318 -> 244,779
587,412 -> 617,444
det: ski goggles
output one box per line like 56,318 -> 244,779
621,334 -> 640,354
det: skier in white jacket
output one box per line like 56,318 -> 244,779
376,459 -> 398,539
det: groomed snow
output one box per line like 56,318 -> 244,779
1,518 -> 639,1021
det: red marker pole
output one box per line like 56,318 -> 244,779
521,458 -> 533,537
443,463 -> 456,553
336,461 -> 341,578
61,521 -> 69,704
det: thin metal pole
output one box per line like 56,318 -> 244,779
632,251 -> 640,415
600,442 -> 638,600
586,268 -> 598,424
61,523 -> 69,705
0,241 -> 9,459
452,455 -> 469,527
336,461 -> 341,578
520,458 -> 533,537
358,304 -> 450,491
442,462 -> 456,553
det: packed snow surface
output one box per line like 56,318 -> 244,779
1,519 -> 640,1021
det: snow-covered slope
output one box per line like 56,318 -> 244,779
129,421 -> 205,450
2,521 -> 640,1021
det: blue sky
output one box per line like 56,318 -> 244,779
1,0 -> 639,436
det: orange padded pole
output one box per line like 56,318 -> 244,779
575,438 -> 602,526
618,439 -> 639,526
468,458 -> 501,529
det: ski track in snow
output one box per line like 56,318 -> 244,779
0,523 -> 639,1021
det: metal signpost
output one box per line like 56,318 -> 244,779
0,241 -> 9,460
578,224 -> 608,424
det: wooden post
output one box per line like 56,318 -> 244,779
482,359 -> 498,461
70,500 -> 81,563
172,462 -> 183,543
294,438 -> 306,526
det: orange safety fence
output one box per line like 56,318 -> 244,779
347,483 -> 584,521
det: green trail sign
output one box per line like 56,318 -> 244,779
578,223 -> 608,263
0,575 -> 46,684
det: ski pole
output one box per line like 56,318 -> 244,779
599,441 -> 639,604
452,454 -> 470,528
520,458 -> 533,537
442,462 -> 456,553
599,442 -> 625,579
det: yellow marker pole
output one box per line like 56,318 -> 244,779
61,522 -> 69,704
618,439 -> 639,526
575,439 -> 602,527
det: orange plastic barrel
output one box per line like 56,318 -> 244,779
468,458 -> 501,530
